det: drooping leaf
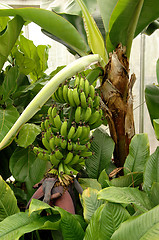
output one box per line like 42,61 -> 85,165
153,119 -> 159,140
56,206 -> 85,240
16,123 -> 41,148
145,84 -> 159,125
98,186 -> 152,212
124,134 -> 150,175
110,172 -> 143,187
0,176 -> 19,222
76,0 -> 108,65
143,147 -> 159,193
0,66 -> 19,103
86,128 -> 115,179
9,147 -> 48,198
156,58 -> 159,84
98,169 -> 110,188
82,187 -> 104,223
0,15 -> 24,72
0,105 -> 19,142
84,202 -> 130,240
111,205 -> 159,240
0,8 -> 87,56
106,0 -> 144,58
78,178 -> 102,191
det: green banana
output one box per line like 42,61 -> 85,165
90,119 -> 103,130
80,91 -> 87,108
68,88 -> 76,107
60,120 -> 67,138
51,106 -> 57,119
75,106 -> 81,123
37,151 -> 50,161
83,106 -> 92,122
88,110 -> 100,125
72,87 -> 80,106
55,149 -> 63,160
42,133 -> 51,152
46,127 -> 52,140
57,86 -> 65,103
67,125 -> 76,140
53,115 -> 62,130
80,151 -> 92,157
69,154 -> 80,165
72,125 -> 83,141
63,84 -> 69,103
79,77 -> 85,91
89,84 -> 95,99
93,94 -> 100,108
49,137 -> 55,151
58,162 -> 64,175
87,96 -> 93,108
67,140 -> 73,151
44,118 -> 50,130
50,153 -> 60,166
54,135 -> 61,147
64,152 -> 74,164
60,138 -> 67,149
74,75 -> 80,87
52,90 -> 61,103
84,79 -> 90,97
79,125 -> 90,141
65,165 -> 78,175
41,121 -> 45,131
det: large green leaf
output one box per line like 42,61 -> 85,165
0,15 -> 24,71
149,182 -> 159,208
106,0 -> 144,58
98,169 -> 110,188
143,147 -> 159,193
0,176 -> 19,222
0,8 -> 87,56
0,105 -> 19,142
78,178 -> 102,191
86,128 -> 115,179
84,202 -> 130,240
9,147 -> 48,198
111,205 -> 159,240
98,186 -> 152,212
82,187 -> 104,223
0,66 -> 19,103
124,134 -> 150,175
15,123 -> 41,148
56,207 -> 85,240
76,0 -> 108,65
0,211 -> 59,240
110,172 -> 143,187
153,119 -> 159,140
145,84 -> 159,125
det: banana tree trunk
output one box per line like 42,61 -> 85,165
100,44 -> 136,168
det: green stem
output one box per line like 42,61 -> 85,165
0,54 -> 102,150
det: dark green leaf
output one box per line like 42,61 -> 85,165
110,172 -> 143,187
0,176 -> 19,222
82,187 -> 104,223
9,147 -> 48,198
153,119 -> 159,140
144,21 -> 159,36
16,123 -> 41,148
86,128 -> 114,179
84,202 -> 130,240
78,178 -> 102,191
0,15 -> 24,71
124,134 -> 150,174
143,147 -> 159,193
145,84 -> 159,125
0,8 -> 87,56
98,186 -> 152,212
111,205 -> 159,240
56,206 -> 84,240
0,105 -> 19,142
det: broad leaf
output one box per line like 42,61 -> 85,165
111,205 -> 159,240
78,178 -> 101,191
98,169 -> 110,188
110,172 -> 143,187
84,202 -> 130,240
98,186 -> 152,212
107,0 -> 144,58
9,147 -> 48,198
0,15 -> 24,71
0,8 -> 87,56
82,187 -> 104,223
149,182 -> 159,208
76,0 -> 108,65
0,66 -> 19,103
16,123 -> 41,148
86,128 -> 114,179
124,134 -> 150,175
153,119 -> 159,140
143,147 -> 159,193
0,176 -> 19,221
145,84 -> 159,125
0,211 -> 59,240
0,16 -> 9,31
0,105 -> 19,142
56,207 -> 85,240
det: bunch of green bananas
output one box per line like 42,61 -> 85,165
33,75 -> 103,181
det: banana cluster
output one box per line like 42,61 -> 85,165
33,75 -> 103,183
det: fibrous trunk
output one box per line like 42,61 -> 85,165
100,44 -> 136,168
